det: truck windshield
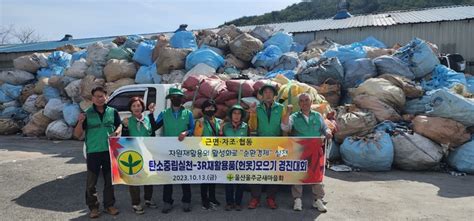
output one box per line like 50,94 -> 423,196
108,91 -> 146,112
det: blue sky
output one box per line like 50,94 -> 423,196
1,0 -> 301,41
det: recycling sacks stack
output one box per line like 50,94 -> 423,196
0,26 -> 473,175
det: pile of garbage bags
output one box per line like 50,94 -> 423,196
0,24 -> 473,175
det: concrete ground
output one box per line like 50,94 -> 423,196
0,135 -> 473,221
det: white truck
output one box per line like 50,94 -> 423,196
107,83 -> 176,121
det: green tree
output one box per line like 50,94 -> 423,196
225,0 -> 474,26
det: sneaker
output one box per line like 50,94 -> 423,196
235,204 -> 242,211
104,206 -> 119,216
293,198 -> 303,211
182,203 -> 191,212
248,198 -> 259,209
209,199 -> 221,207
202,201 -> 211,210
266,197 -> 277,209
145,200 -> 157,209
225,204 -> 235,211
313,199 -> 327,213
89,208 -> 100,219
162,203 -> 173,214
132,205 -> 145,215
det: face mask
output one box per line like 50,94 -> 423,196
171,98 -> 182,107
203,110 -> 215,117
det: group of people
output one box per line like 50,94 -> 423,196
74,84 -> 334,219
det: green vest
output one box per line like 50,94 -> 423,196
202,117 -> 221,136
163,108 -> 192,136
128,115 -> 152,137
291,111 -> 322,137
85,106 -> 116,153
223,122 -> 248,137
256,102 -> 283,136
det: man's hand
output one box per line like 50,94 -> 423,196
122,118 -> 129,127
110,131 -> 119,137
282,104 -> 292,126
286,104 -> 293,113
77,113 -> 86,123
148,103 -> 156,113
178,131 -> 188,141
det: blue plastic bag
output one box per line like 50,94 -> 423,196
327,139 -> 341,161
374,120 -> 398,133
340,131 -> 394,171
394,38 -> 440,78
296,57 -> 344,86
43,86 -> 61,101
251,45 -> 283,69
135,66 -> 153,84
63,103 -> 81,126
265,70 -> 295,80
448,139 -> 474,174
321,42 -> 367,64
71,50 -> 87,63
421,65 -> 467,91
467,75 -> 474,93
270,52 -> 300,71
133,41 -> 156,66
426,89 -> 474,127
0,106 -> 29,120
343,58 -> 377,89
0,83 -> 22,100
290,42 -> 305,53
185,48 -> 224,70
170,31 -> 197,50
123,35 -> 144,50
135,63 -> 156,84
37,66 -> 65,78
359,36 -> 387,48
403,95 -> 432,115
152,71 -> 161,84
373,55 -> 415,80
47,51 -> 72,69
0,90 -> 14,103
264,32 -> 293,53
37,68 -> 53,78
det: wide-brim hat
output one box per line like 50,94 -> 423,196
166,87 -> 184,99
228,104 -> 246,119
258,84 -> 277,96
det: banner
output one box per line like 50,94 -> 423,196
109,137 -> 325,185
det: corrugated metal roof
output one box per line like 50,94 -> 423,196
238,5 -> 474,33
0,36 -> 116,53
0,32 -> 175,54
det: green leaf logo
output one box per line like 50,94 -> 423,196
118,151 -> 143,175
226,174 -> 234,181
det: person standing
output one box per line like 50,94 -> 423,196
74,86 -> 122,219
148,87 -> 194,213
193,100 -> 222,210
122,97 -> 158,214
219,105 -> 250,211
247,84 -> 285,210
281,93 -> 332,213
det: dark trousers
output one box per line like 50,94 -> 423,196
250,185 -> 277,200
85,151 -> 115,210
225,184 -> 244,205
129,185 -> 153,206
200,184 -> 216,204
163,184 -> 191,204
